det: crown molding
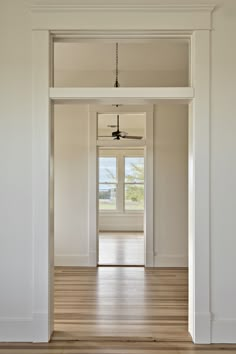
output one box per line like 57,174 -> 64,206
31,2 -> 216,13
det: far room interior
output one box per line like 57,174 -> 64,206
98,112 -> 146,266
52,39 -> 189,339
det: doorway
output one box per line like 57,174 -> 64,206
97,110 -> 146,266
90,104 -> 154,267
53,100 -> 189,340
98,148 -> 145,266
32,29 -> 211,343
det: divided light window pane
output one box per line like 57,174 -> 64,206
99,157 -> 117,210
125,184 -> 144,211
99,157 -> 117,183
125,157 -> 144,211
125,157 -> 144,183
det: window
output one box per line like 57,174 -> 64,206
99,151 -> 144,212
125,157 -> 144,210
99,157 -> 117,210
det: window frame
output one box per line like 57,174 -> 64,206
124,156 -> 145,211
98,156 -> 118,211
99,149 -> 144,214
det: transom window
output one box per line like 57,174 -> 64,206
99,150 -> 144,212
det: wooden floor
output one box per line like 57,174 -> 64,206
1,267 -> 236,353
99,232 -> 144,265
1,341 -> 236,353
54,267 -> 189,340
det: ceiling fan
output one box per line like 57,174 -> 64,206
99,115 -> 143,140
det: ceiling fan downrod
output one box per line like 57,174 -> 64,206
114,43 -> 120,88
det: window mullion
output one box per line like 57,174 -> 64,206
117,154 -> 124,212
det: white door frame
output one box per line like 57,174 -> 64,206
89,105 -> 153,267
31,2 -> 214,344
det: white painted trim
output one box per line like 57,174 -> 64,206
55,255 -> 89,266
97,140 -> 146,147
50,87 -> 194,101
32,30 -> 52,342
31,4 -> 215,31
53,30 -> 192,41
100,225 -> 143,232
188,30 -> 211,343
90,105 -> 154,267
212,319 -> 236,343
31,13 -> 212,343
0,318 -> 33,342
88,106 -> 98,266
31,3 -> 215,13
0,313 -> 50,343
144,108 -> 154,267
154,254 -> 188,267
32,313 -> 50,342
193,312 -> 212,344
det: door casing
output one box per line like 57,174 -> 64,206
32,4 -> 213,343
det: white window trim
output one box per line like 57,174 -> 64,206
99,149 -> 145,214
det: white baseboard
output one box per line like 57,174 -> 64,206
0,317 -> 33,342
32,312 -> 50,342
55,254 -> 89,266
88,251 -> 97,266
145,251 -> 154,267
154,254 -> 188,267
99,225 -> 143,232
0,314 -> 52,342
193,312 -> 211,344
212,318 -> 236,343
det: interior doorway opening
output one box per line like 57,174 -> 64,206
53,99 -> 189,340
97,110 -> 146,266
98,148 -> 145,266
32,22 -> 211,343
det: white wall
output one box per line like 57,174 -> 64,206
54,70 -> 188,88
0,0 -> 236,344
210,3 -> 236,341
54,104 -> 90,266
99,214 -> 144,231
153,104 -> 188,267
0,0 -> 33,341
54,105 -> 188,262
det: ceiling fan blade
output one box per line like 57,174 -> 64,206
98,136 -> 113,137
119,131 -> 128,138
122,136 -> 143,140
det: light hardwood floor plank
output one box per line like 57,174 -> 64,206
54,267 -> 189,340
99,232 -> 144,265
2,268 -> 236,352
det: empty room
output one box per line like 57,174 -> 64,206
1,1 -> 236,353
53,39 -> 189,340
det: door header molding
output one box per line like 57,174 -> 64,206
31,3 -> 216,13
31,2 -> 216,30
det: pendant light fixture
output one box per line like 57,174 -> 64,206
114,43 -> 120,87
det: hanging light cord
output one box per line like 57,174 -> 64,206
114,43 -> 120,87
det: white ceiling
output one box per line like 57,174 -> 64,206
54,40 -> 189,72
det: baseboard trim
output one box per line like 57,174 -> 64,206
32,312 -> 50,342
55,254 -> 89,266
0,317 -> 33,342
212,318 -> 236,343
100,226 -> 144,232
154,254 -> 188,267
192,312 -> 211,344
